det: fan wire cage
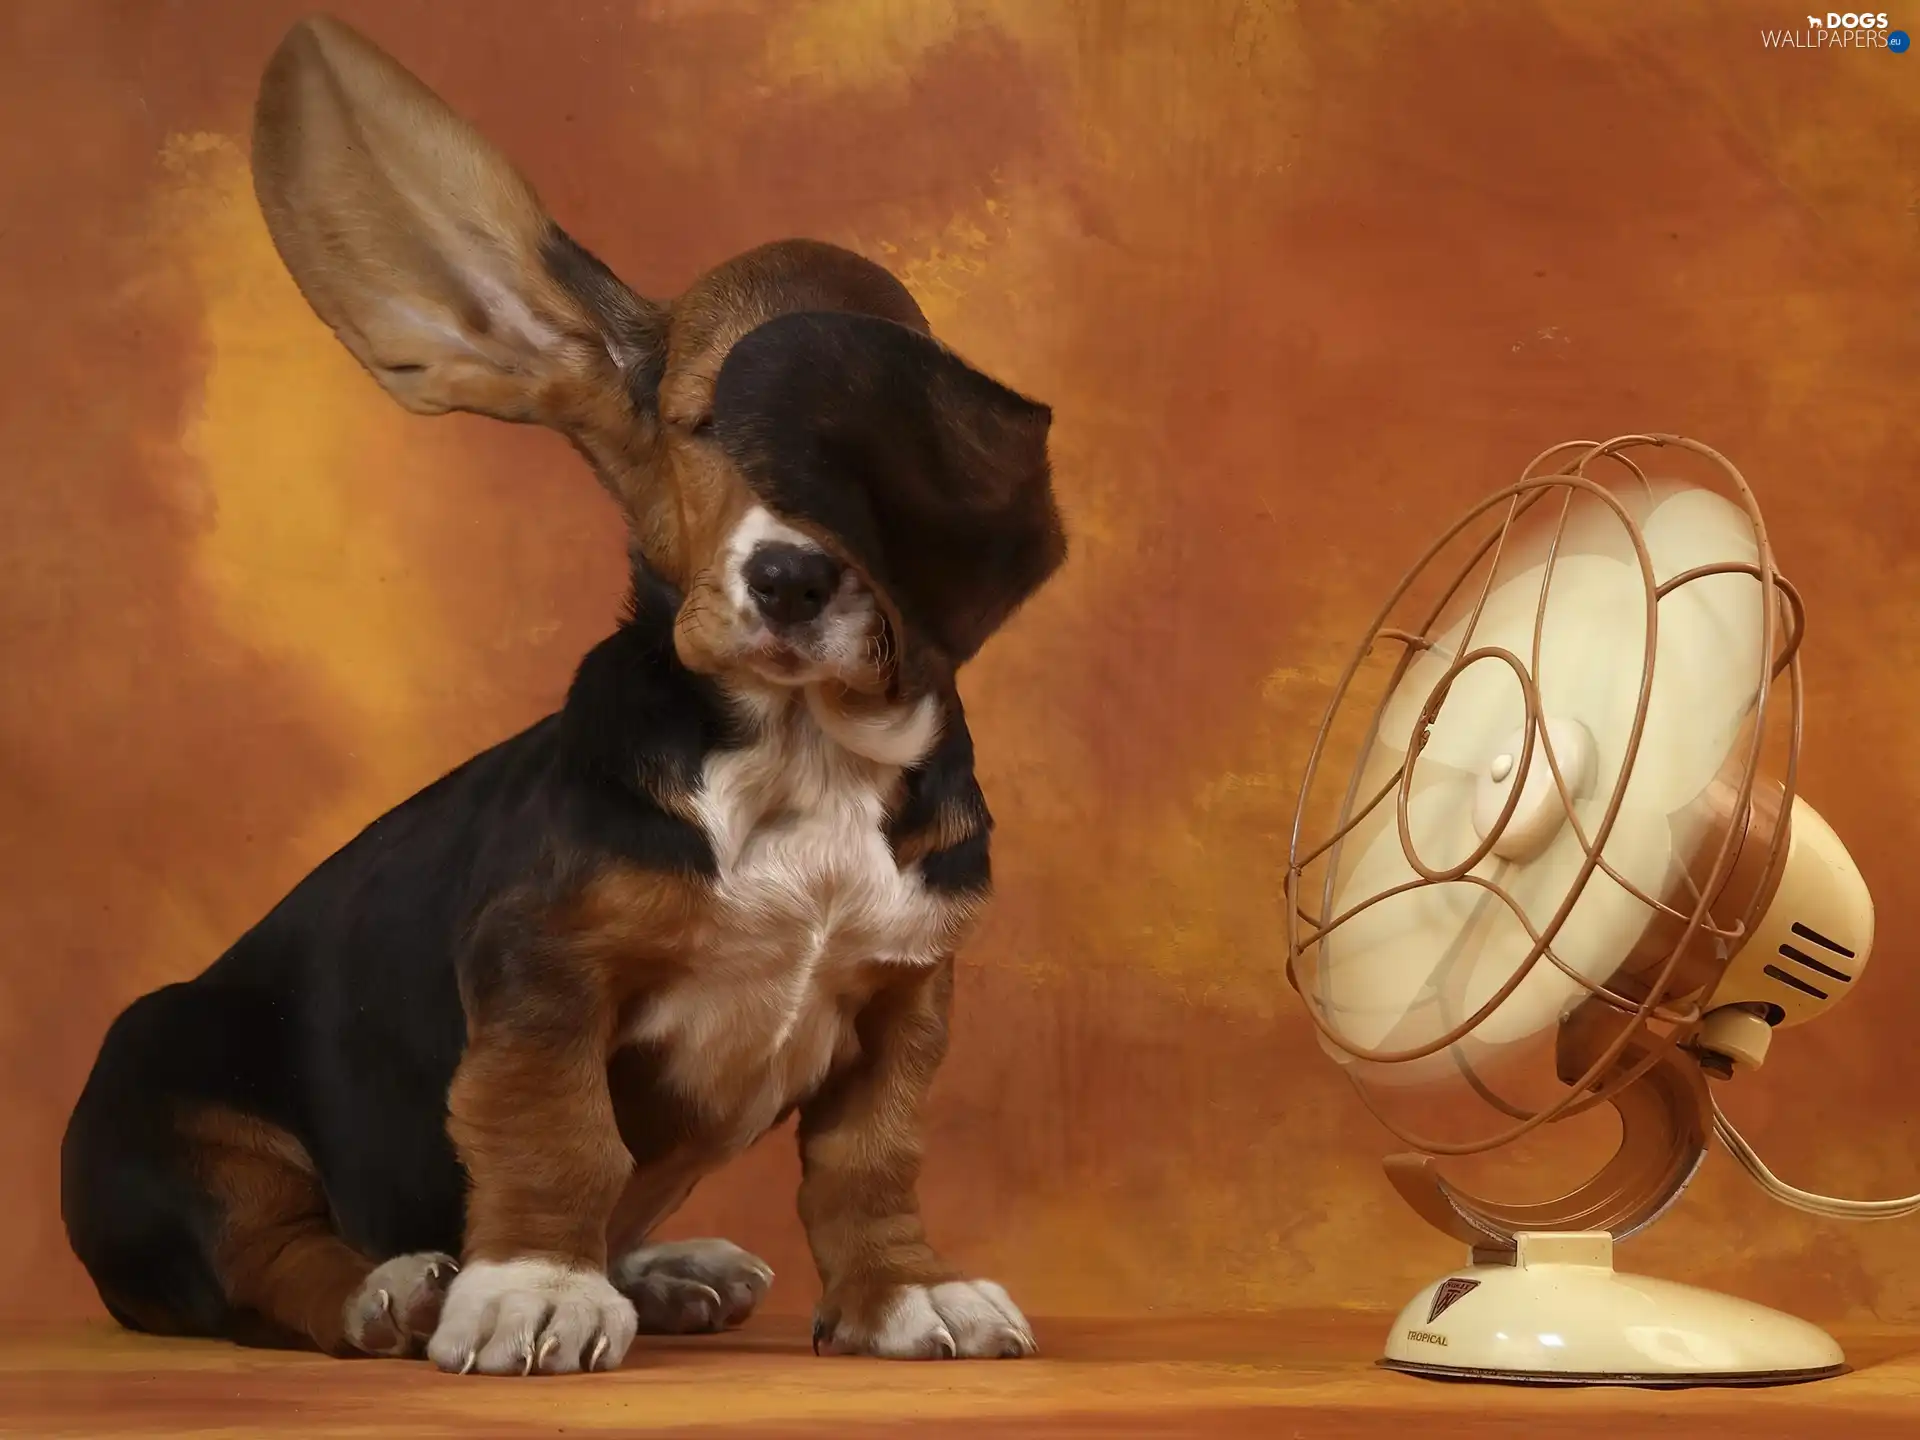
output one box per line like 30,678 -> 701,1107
1285,434 -> 1806,1163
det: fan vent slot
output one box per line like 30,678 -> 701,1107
1776,942 -> 1852,985
1789,921 -> 1856,960
1762,963 -> 1828,1001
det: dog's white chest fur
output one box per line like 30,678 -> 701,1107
629,691 -> 963,1142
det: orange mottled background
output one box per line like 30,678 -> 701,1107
3,0 -> 1918,1328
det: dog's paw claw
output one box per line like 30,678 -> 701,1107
427,1261 -> 637,1376
815,1280 -> 1034,1361
610,1238 -> 774,1334
343,1253 -> 457,1358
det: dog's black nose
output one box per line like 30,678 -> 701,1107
745,542 -> 843,626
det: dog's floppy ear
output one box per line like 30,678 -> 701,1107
711,312 -> 1066,665
250,15 -> 663,439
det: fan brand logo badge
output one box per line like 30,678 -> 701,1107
1426,1277 -> 1481,1323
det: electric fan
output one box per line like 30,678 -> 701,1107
1286,434 -> 1919,1387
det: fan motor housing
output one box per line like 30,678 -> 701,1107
1703,795 -> 1874,1030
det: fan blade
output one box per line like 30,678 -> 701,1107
1379,485 -> 1764,822
1323,762 -> 1675,1066
1382,557 -> 1647,776
1629,486 -> 1766,813
1318,763 -> 1484,1053
1460,798 -> 1673,1049
1377,489 -> 1640,759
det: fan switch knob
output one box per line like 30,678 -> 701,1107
1697,1004 -> 1774,1074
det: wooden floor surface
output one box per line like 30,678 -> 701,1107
2,1313 -> 1917,1438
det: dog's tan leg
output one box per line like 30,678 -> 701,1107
427,981 -> 639,1376
188,1108 -> 453,1356
798,960 -> 1034,1361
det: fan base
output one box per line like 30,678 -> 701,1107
1380,1231 -> 1844,1388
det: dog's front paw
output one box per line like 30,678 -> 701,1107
343,1252 -> 457,1357
426,1259 -> 637,1376
814,1279 -> 1035,1360
609,1237 -> 774,1334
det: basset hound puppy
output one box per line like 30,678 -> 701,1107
61,14 -> 1065,1377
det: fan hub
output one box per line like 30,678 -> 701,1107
1469,718 -> 1597,863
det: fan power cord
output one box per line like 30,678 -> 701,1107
1712,1096 -> 1920,1220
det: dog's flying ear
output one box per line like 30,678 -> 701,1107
712,312 -> 1067,665
251,15 -> 663,437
